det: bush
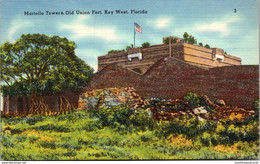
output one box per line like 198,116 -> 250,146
16,134 -> 27,142
82,120 -> 103,131
163,37 -> 177,45
1,134 -> 16,148
155,116 -> 216,139
108,49 -> 124,54
63,151 -> 77,157
92,105 -> 133,126
28,135 -> 40,143
57,110 -> 89,122
130,108 -> 155,130
26,116 -> 44,125
32,124 -> 71,132
141,42 -> 150,48
1,117 -> 26,125
204,44 -> 210,49
37,141 -> 57,149
253,100 -> 259,119
57,143 -> 82,150
183,92 -> 201,109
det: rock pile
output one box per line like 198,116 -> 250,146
79,87 -> 148,110
79,87 -> 256,121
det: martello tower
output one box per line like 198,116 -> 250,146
97,36 -> 241,74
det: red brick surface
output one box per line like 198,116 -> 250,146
85,57 -> 259,109
3,90 -> 80,114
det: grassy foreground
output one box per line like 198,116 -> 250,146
1,106 -> 259,160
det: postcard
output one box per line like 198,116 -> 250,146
0,0 -> 259,162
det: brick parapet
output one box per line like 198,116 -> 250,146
97,42 -> 241,74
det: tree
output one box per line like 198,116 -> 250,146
183,32 -> 189,43
163,37 -> 177,45
141,42 -> 150,48
204,44 -> 210,49
125,44 -> 134,51
198,42 -> 203,46
0,34 -> 94,115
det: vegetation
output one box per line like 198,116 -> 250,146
125,44 -> 134,50
163,37 -> 177,45
108,49 -> 125,53
141,42 -> 150,48
183,32 -> 213,50
183,32 -> 197,45
108,42 -> 150,53
1,93 -> 259,160
0,34 -> 94,115
204,44 -> 210,49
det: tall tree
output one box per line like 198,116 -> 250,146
0,34 -> 94,115
163,37 -> 177,45
183,32 -> 197,45
183,32 -> 189,43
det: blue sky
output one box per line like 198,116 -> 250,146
0,0 -> 259,71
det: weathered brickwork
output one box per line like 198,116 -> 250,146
3,90 -> 80,114
98,40 -> 241,74
86,57 -> 258,109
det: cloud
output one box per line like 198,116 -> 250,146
147,17 -> 172,29
59,16 -> 120,42
194,17 -> 240,35
156,18 -> 172,29
75,48 -> 104,71
7,17 -> 33,42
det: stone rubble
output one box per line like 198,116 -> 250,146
79,87 -> 256,121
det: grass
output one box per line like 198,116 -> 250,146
1,108 -> 259,160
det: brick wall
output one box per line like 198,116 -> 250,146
183,43 -> 241,68
87,65 -> 142,90
98,43 -> 241,74
3,90 -> 80,114
85,57 -> 258,109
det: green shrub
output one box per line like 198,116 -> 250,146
129,108 -> 155,130
1,134 -> 16,148
108,49 -> 125,54
163,37 -> 177,44
32,124 -> 70,132
82,120 -> 103,131
37,141 -> 57,149
155,116 -> 216,139
2,117 -> 26,125
26,116 -> 44,125
16,134 -> 27,142
183,92 -> 201,109
139,131 -> 157,142
253,100 -> 259,120
204,44 -> 210,49
141,42 -> 150,48
92,105 -> 133,126
28,135 -> 40,143
63,151 -> 77,157
57,110 -> 89,122
57,143 -> 82,150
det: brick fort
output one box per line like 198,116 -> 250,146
2,36 -> 259,114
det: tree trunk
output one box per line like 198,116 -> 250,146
56,95 -> 74,115
28,91 -> 74,116
28,91 -> 51,116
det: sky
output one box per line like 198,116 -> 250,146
0,0 -> 259,71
